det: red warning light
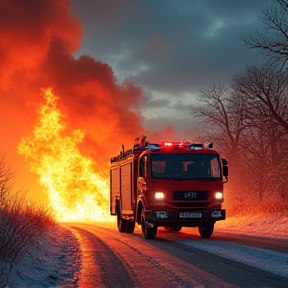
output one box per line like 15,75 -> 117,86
179,141 -> 186,148
163,142 -> 173,147
162,141 -> 187,148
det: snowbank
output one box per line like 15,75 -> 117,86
3,224 -> 81,288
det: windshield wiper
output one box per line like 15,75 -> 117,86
169,177 -> 184,181
153,176 -> 184,180
194,177 -> 218,181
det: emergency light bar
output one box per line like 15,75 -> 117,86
141,140 -> 212,150
161,141 -> 188,149
188,143 -> 203,150
146,143 -> 160,149
111,138 -> 214,163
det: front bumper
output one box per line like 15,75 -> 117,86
147,208 -> 226,227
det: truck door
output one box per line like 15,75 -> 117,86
138,155 -> 147,193
120,162 -> 133,215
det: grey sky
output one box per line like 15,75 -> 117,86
70,0 -> 276,138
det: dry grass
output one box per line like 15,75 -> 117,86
0,156 -> 55,288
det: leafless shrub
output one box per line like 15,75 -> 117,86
0,156 -> 55,288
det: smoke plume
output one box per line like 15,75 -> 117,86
0,0 -> 174,203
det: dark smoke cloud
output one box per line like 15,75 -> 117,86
0,0 -> 174,202
0,0 -> 81,89
39,37 -> 147,164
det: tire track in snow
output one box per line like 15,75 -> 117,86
176,239 -> 288,278
70,226 -> 135,287
73,224 -> 237,287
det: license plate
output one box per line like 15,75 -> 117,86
179,212 -> 202,218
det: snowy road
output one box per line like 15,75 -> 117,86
67,222 -> 288,288
5,219 -> 288,287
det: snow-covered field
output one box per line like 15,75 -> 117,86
3,215 -> 288,287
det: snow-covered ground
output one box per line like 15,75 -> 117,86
216,213 -> 288,239
2,225 -> 82,288
2,215 -> 288,287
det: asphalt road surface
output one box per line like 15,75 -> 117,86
68,222 -> 288,288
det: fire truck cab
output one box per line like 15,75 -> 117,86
110,137 -> 228,239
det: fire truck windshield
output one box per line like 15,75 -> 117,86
151,153 -> 221,180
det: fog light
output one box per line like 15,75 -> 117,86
211,211 -> 222,218
155,211 -> 169,218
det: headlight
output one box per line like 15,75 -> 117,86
215,192 -> 223,200
155,192 -> 165,199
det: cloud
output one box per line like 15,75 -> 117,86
72,0 -> 275,96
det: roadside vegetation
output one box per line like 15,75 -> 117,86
0,156 -> 56,288
191,0 -> 288,217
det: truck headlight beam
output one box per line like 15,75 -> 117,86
155,192 -> 164,199
215,192 -> 223,200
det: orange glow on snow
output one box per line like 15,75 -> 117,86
18,88 -> 109,222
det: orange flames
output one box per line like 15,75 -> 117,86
18,88 -> 109,222
0,0 -> 177,223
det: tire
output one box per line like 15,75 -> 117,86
198,223 -> 214,238
117,212 -> 126,233
141,210 -> 157,239
125,220 -> 135,233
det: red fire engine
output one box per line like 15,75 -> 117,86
110,136 -> 228,239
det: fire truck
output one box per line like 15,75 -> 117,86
110,136 -> 228,239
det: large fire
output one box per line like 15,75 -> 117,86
18,88 -> 109,222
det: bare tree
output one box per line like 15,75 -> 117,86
191,66 -> 288,205
232,64 -> 288,204
232,64 -> 288,136
191,82 -> 248,164
244,0 -> 288,70
238,126 -> 273,202
191,1 -> 288,212
190,82 -> 253,204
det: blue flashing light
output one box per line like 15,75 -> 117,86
189,143 -> 203,150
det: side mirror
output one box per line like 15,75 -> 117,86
222,158 -> 228,182
223,166 -> 228,177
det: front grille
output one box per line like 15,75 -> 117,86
173,191 -> 209,201
168,202 -> 212,207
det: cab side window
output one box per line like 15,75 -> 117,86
139,156 -> 147,179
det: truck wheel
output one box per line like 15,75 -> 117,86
117,212 -> 126,233
125,220 -> 135,233
141,210 -> 157,239
198,223 -> 214,238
